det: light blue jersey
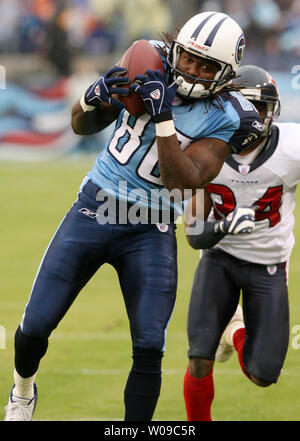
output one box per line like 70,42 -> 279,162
88,41 -> 262,216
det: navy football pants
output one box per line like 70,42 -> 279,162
21,180 -> 178,352
187,248 -> 289,383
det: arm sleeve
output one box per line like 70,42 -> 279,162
204,91 -> 263,154
226,92 -> 263,153
186,220 -> 226,250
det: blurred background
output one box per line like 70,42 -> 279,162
0,0 -> 299,160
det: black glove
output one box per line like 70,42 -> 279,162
84,66 -> 130,110
129,70 -> 181,122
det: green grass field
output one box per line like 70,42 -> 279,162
1,158 -> 300,421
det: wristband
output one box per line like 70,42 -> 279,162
80,95 -> 96,112
155,120 -> 176,137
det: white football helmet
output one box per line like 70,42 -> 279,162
167,11 -> 246,99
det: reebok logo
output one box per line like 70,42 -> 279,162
252,120 -> 263,131
79,207 -> 99,218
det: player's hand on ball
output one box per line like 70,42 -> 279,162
217,207 -> 255,235
130,70 -> 182,122
84,66 -> 130,110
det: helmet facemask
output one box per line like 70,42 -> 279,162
243,93 -> 281,136
262,101 -> 281,136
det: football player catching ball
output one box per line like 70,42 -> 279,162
5,13 -> 262,421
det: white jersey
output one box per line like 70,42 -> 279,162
207,122 -> 300,264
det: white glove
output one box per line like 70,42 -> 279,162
218,207 -> 255,235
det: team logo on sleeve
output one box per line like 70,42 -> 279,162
242,132 -> 258,146
235,34 -> 245,64
266,71 -> 279,91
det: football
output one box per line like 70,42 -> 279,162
117,39 -> 164,117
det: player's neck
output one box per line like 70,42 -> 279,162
233,136 -> 269,165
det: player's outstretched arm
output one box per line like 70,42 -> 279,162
186,203 -> 256,250
71,66 -> 130,135
158,135 -> 230,193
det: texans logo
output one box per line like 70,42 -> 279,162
266,72 -> 279,92
235,34 -> 245,64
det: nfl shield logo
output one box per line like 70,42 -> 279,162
238,164 -> 250,175
150,89 -> 161,100
267,265 -> 277,275
235,34 -> 245,63
173,96 -> 182,106
156,223 -> 168,233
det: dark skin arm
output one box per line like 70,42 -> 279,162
156,134 -> 231,194
184,187 -> 213,247
72,96 -> 230,192
71,101 -> 120,135
185,187 -> 212,225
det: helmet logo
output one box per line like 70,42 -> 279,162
266,71 -> 279,92
235,34 -> 245,64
